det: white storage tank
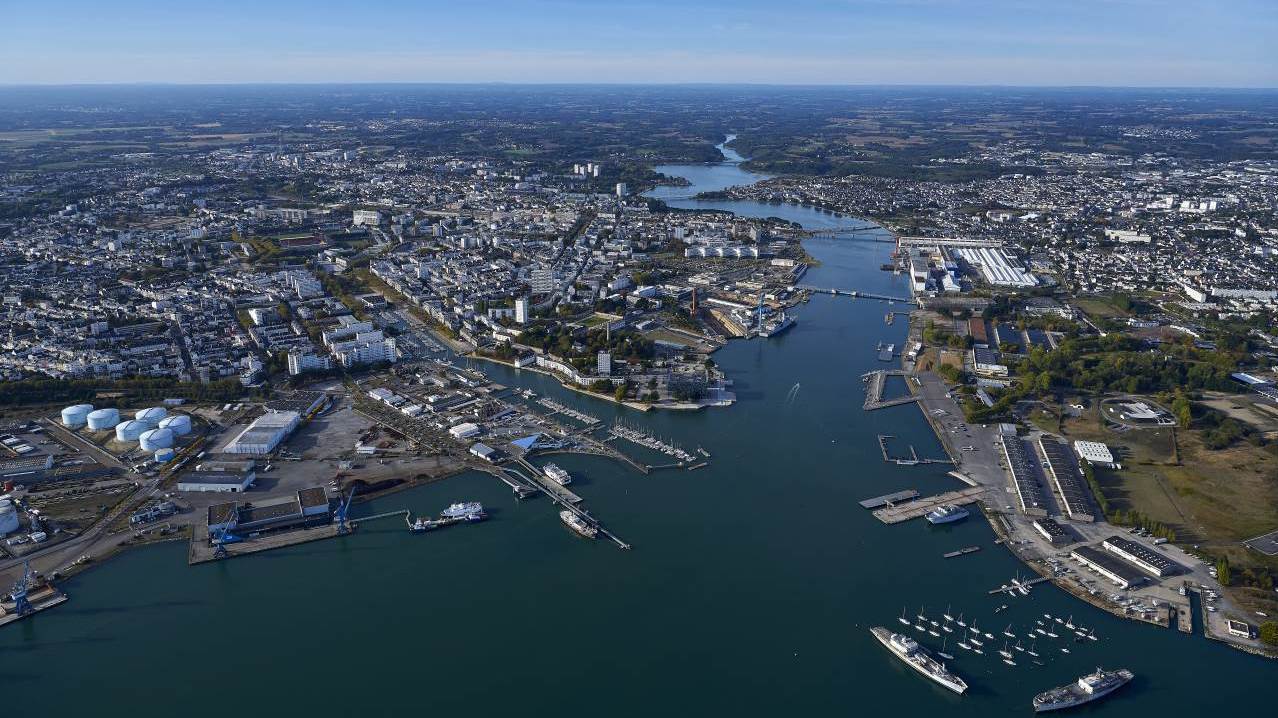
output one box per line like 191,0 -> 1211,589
115,420 -> 149,443
0,500 -> 18,536
86,407 -> 121,431
135,407 -> 168,427
61,404 -> 95,428
157,414 -> 192,436
139,428 -> 175,452
154,448 -> 176,463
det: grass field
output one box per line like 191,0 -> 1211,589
1072,296 -> 1130,319
1059,402 -> 1278,576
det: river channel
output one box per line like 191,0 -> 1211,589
0,138 -> 1269,716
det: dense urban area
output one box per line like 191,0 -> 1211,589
1,86 -> 1277,661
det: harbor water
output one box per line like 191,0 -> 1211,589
0,140 -> 1271,715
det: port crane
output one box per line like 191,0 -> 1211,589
8,561 -> 35,615
210,518 -> 242,560
334,485 -> 357,535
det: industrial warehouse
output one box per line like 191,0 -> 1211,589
222,411 -> 301,455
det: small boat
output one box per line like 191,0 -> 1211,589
1033,660 -> 1045,667
928,629 -> 941,637
938,637 -> 955,661
1044,613 -> 1052,619
1064,616 -> 1075,630
969,636 -> 984,647
1046,631 -> 1059,639
1036,628 -> 1049,636
917,607 -> 927,622
1014,641 -> 1025,653
899,607 -> 911,627
930,619 -> 940,628
1028,642 -> 1040,658
1003,624 -> 1016,639
1085,633 -> 1098,642
915,624 -> 927,632
942,624 -> 953,633
1054,617 -> 1064,624
1061,647 -> 1071,654
999,641 -> 1013,660
956,613 -> 967,628
958,641 -> 972,651
973,647 -> 984,655
983,631 -> 994,640
943,605 -> 955,623
994,604 -> 1008,614
1003,658 -> 1017,666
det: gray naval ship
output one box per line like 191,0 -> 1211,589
1033,667 -> 1133,712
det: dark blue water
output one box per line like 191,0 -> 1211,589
0,141 -> 1270,716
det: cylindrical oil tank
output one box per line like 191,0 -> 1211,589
154,448 -> 176,463
157,414 -> 192,436
115,420 -> 149,442
61,404 -> 94,428
138,428 -> 175,452
135,407 -> 168,427
86,408 -> 121,431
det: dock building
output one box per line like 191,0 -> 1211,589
1038,438 -> 1095,522
1070,545 -> 1147,589
1102,536 -> 1181,577
1001,434 -> 1048,516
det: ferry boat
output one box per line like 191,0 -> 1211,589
1032,668 -> 1133,713
440,502 -> 486,520
559,510 -> 598,539
870,627 -> 968,695
543,463 -> 572,486
925,504 -> 970,525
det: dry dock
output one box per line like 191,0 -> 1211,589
871,486 -> 986,524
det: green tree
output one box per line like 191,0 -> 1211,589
1216,557 -> 1232,587
1260,622 -> 1278,647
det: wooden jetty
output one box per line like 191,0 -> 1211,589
858,489 -> 920,509
872,486 -> 986,524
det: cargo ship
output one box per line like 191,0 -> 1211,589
1033,667 -> 1133,712
560,510 -> 598,539
870,626 -> 968,694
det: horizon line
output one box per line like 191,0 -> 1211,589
2,81 -> 1277,92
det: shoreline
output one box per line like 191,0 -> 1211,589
468,353 -> 730,412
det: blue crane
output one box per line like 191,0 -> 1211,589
8,561 -> 35,616
334,485 -> 357,535
210,510 -> 243,560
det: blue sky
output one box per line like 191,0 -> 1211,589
3,0 -> 1275,86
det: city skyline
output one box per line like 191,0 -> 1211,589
4,0 -> 1276,87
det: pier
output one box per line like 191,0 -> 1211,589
943,546 -> 981,559
871,486 -> 986,524
863,370 -> 919,411
858,489 -> 920,509
877,434 -> 954,466
986,576 -> 1050,595
509,457 -> 630,550
797,284 -> 914,304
